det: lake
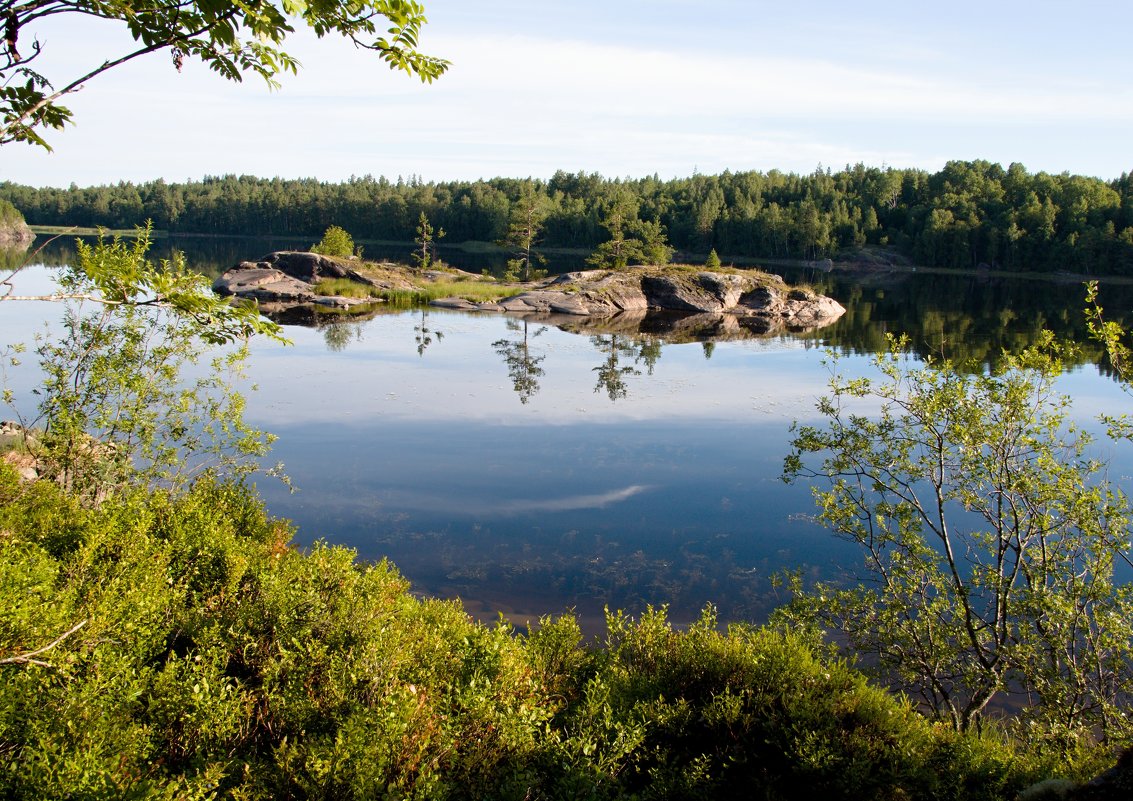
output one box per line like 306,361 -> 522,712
6,237 -> 1133,632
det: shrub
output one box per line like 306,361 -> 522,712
0,468 -> 1100,799
311,225 -> 356,258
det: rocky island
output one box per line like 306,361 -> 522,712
214,252 -> 845,339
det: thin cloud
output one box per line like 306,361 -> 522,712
496,485 -> 651,514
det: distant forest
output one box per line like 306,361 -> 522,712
4,160 -> 1133,274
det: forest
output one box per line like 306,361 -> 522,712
4,160 -> 1133,275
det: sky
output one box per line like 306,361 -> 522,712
2,0 -> 1132,188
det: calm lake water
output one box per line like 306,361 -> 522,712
6,237 -> 1133,631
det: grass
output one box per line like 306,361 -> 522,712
312,277 -> 385,299
379,279 -> 514,307
316,271 -> 515,308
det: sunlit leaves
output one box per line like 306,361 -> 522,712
1,0 -> 448,148
17,230 -> 282,501
784,335 -> 1133,739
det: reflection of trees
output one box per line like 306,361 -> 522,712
414,308 -> 443,356
590,334 -> 665,401
492,319 -> 547,404
591,335 -> 641,401
317,317 -> 364,352
0,244 -> 33,273
636,335 -> 662,375
702,341 -> 716,360
791,270 -> 1133,374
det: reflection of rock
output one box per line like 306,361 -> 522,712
256,303 -> 386,326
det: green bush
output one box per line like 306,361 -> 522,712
0,198 -> 26,227
539,606 -> 1024,801
0,466 -> 1101,799
0,468 -> 549,799
310,225 -> 356,259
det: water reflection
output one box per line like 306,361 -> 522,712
414,308 -> 443,356
591,334 -> 642,401
493,319 -> 546,404
319,317 -> 365,352
11,244 -> 1133,632
0,243 -> 33,275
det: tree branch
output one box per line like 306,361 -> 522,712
0,619 -> 87,667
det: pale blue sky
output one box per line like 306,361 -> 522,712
2,0 -> 1131,187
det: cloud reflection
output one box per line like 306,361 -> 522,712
370,484 -> 653,519
496,485 -> 650,515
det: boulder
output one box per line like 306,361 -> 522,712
0,222 -> 34,246
254,251 -> 353,281
1070,746 -> 1133,800
458,267 -> 845,334
213,267 -> 317,303
640,272 -> 747,312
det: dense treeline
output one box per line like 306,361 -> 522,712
4,161 -> 1133,273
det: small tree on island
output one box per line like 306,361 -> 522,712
412,212 -> 445,270
705,248 -> 721,269
587,192 -> 673,269
310,225 -> 357,259
501,188 -> 549,282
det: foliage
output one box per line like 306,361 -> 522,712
5,231 -> 278,502
586,191 -> 673,269
501,187 -> 549,281
379,279 -> 511,306
1085,280 -> 1132,380
312,276 -> 384,299
1,225 -> 281,344
0,198 -> 25,226
0,470 -> 1076,800
7,161 -> 1132,273
783,334 -> 1133,741
310,224 -> 357,259
412,211 -> 445,270
1,0 -> 448,149
549,605 -> 1060,801
0,472 -> 548,799
705,248 -> 721,269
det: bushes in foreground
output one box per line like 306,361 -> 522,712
0,467 -> 1107,799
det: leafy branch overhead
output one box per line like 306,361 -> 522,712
0,226 -> 285,345
0,0 -> 449,148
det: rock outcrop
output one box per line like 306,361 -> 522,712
215,254 -> 845,337
0,221 -> 34,246
433,267 -> 845,336
0,420 -> 38,481
213,251 -> 382,309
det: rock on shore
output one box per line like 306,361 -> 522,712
213,251 -> 384,309
432,267 -> 845,335
215,254 -> 845,336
